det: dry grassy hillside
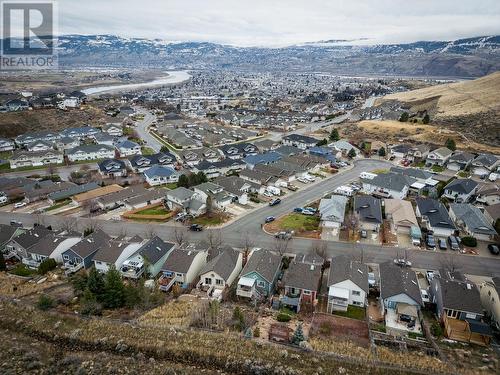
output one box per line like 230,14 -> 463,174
380,71 -> 500,117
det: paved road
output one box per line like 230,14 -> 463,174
134,109 -> 164,153
0,163 -> 97,181
2,158 -> 499,278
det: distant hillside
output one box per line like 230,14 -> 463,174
377,72 -> 500,147
32,34 -> 500,77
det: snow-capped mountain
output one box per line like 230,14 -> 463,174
46,35 -> 500,77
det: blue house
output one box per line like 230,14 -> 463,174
243,152 -> 282,169
236,249 -> 282,300
308,146 -> 336,162
62,230 -> 111,274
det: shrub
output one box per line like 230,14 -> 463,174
276,312 -> 292,322
431,322 -> 443,337
461,236 -> 477,247
0,252 -> 6,271
253,326 -> 260,338
399,112 -> 409,122
38,258 -> 57,275
36,294 -> 55,311
11,264 -> 32,277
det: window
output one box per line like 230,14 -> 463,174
216,279 -> 223,286
63,255 -> 69,260
205,278 -> 212,285
176,273 -> 183,277
352,290 -> 361,296
303,290 -> 311,295
257,280 -> 265,288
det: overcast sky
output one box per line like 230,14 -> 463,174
58,0 -> 500,46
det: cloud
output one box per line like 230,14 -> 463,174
58,0 -> 500,46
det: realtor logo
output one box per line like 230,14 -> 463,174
1,0 -> 58,70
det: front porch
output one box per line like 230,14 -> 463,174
120,259 -> 145,279
236,276 -> 256,299
443,315 -> 492,346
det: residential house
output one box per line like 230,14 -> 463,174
61,126 -> 100,140
390,144 -> 412,159
0,224 -> 24,258
254,139 -> 280,152
93,133 -> 115,146
94,185 -> 148,210
158,244 -> 209,291
72,184 -> 123,206
449,204 -> 497,241
318,195 -> 348,229
194,158 -> 246,179
180,147 -> 221,167
15,130 -> 61,147
431,272 -> 491,345
5,98 -> 29,111
475,183 -> 500,206
117,140 -> 141,157
0,138 -> 15,152
102,123 -> 123,137
93,236 -> 145,273
479,277 -> 500,331
98,158 -> 127,178
415,198 -> 456,236
407,144 -> 430,162
274,145 -> 303,157
293,253 -> 324,267
61,230 -> 111,273
390,167 -> 435,185
55,136 -> 80,151
484,203 -> 500,226
443,179 -> 478,202
194,182 -> 233,210
471,154 -> 499,177
23,231 -> 82,268
26,140 -> 53,152
198,246 -> 243,294
308,146 -> 336,162
9,149 -> 63,169
48,182 -> 100,204
379,261 -> 423,336
282,134 -> 319,150
120,236 -> 176,279
446,151 -> 475,171
236,249 -> 282,300
4,226 -> 51,261
219,142 -> 258,160
281,261 -> 321,312
66,144 -> 116,162
332,140 -> 359,156
426,147 -> 453,167
354,195 -> 382,232
128,152 -> 176,173
327,255 -> 369,312
243,152 -> 282,169
384,199 -> 418,234
361,172 -> 415,199
165,187 -> 206,217
143,165 -> 180,186
214,175 -> 251,205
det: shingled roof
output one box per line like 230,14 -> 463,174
328,255 -> 369,294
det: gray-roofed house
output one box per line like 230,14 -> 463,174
165,187 -> 206,217
407,144 -> 431,162
120,236 -> 176,279
319,195 -> 348,231
116,139 -> 141,157
415,198 -> 456,237
66,144 -> 116,162
282,134 -> 319,150
159,244 -> 209,291
426,147 -> 453,167
236,249 -> 282,300
362,172 -> 415,199
10,149 -> 64,169
281,261 -> 321,312
443,178 -> 479,202
390,144 -> 412,159
379,261 -> 423,336
24,231 -> 82,268
471,154 -> 499,177
98,158 -> 127,178
389,166 -> 434,184
143,165 -> 180,186
219,142 -> 258,160
61,230 -> 111,273
431,272 -> 491,345
4,226 -> 51,261
214,175 -> 252,205
26,139 -> 53,152
93,236 -> 145,273
128,152 -> 176,173
327,255 -> 369,312
446,151 -> 475,171
449,204 -> 497,241
48,182 -> 100,204
354,195 -> 382,231
475,182 -> 500,206
193,182 -> 233,210
198,246 -> 243,292
0,224 -> 24,258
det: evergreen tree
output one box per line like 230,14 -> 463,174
316,138 -> 328,146
196,171 -> 208,184
347,148 -> 356,158
292,323 -> 305,344
87,267 -> 105,298
399,112 -> 409,122
38,258 -> 57,275
103,266 -> 126,308
0,251 -> 6,272
329,128 -> 340,142
445,138 -> 456,151
178,174 -> 189,188
378,147 -> 386,157
422,113 -> 430,124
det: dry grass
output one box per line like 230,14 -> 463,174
138,300 -> 197,328
380,71 -> 500,117
0,272 -> 64,298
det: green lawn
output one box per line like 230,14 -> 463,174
192,213 -> 229,226
45,200 -> 70,212
0,151 -> 12,160
141,146 -> 156,156
135,206 -> 170,216
279,213 -> 320,232
431,165 -> 445,173
333,305 -> 366,320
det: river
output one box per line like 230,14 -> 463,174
82,70 -> 191,95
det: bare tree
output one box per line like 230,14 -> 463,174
172,226 -> 189,246
47,164 -> 57,176
206,229 -> 223,250
439,253 -> 461,274
61,216 -> 78,233
310,240 -> 328,261
345,213 -> 359,238
84,218 -> 100,236
273,237 -> 291,257
144,226 -> 157,239
240,231 -> 255,266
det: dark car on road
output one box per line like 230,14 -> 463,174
488,244 -> 500,255
189,224 -> 203,232
438,239 -> 447,250
426,234 -> 436,249
448,236 -> 460,251
265,216 -> 275,223
269,198 -> 281,206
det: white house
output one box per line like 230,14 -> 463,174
198,247 -> 243,291
66,144 -> 116,162
143,165 -> 180,186
26,140 -> 53,152
93,236 -> 144,273
102,123 -> 123,137
361,172 -> 414,199
471,154 -> 499,177
327,255 -> 369,312
9,149 -> 64,169
117,140 -> 141,157
319,195 -> 348,229
282,134 -> 319,150
426,147 -> 452,167
0,138 -> 15,152
442,179 -> 479,203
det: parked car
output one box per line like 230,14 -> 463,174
14,202 -> 26,209
393,258 -> 412,267
302,210 -> 315,216
287,184 -> 299,192
399,314 -> 414,323
426,234 -> 436,250
265,216 -> 275,223
421,289 -> 430,303
368,272 -> 376,287
174,212 -> 187,222
275,231 -> 293,240
447,236 -> 460,251
10,220 -> 22,227
360,230 -> 367,238
297,177 -> 309,184
488,244 -> 500,255
303,175 -> 316,182
303,207 -> 317,213
189,224 -> 203,232
438,239 -> 447,250
293,207 -> 303,213
263,191 -> 273,197
269,198 -> 281,206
